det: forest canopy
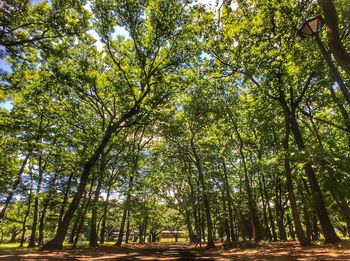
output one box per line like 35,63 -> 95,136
0,0 -> 349,251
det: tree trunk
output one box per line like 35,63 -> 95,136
89,177 -> 102,247
282,118 -> 310,245
42,108 -> 139,250
258,176 -> 271,241
185,209 -> 195,243
233,124 -> 261,242
100,187 -> 111,244
20,180 -> 33,247
305,113 -> 350,237
279,97 -> 341,244
28,155 -> 46,247
222,157 -> 237,242
317,0 -> 350,76
58,172 -> 74,227
10,227 -> 21,243
116,176 -> 134,246
38,173 -> 58,245
190,138 -> 215,248
261,174 -> 277,241
125,210 -> 130,243
286,213 -> 295,240
275,177 -> 287,241
0,228 -> 3,243
73,178 -> 95,248
185,164 -> 199,243
38,200 -> 49,246
221,190 -> 231,241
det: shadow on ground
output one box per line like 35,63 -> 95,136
1,241 -> 350,260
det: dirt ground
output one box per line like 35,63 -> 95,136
0,241 -> 349,260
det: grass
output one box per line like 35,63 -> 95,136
0,243 -> 27,249
159,237 -> 188,243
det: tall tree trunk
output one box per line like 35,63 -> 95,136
262,174 -> 277,241
185,209 -> 195,243
185,163 -> 199,243
116,176 -> 134,246
280,99 -> 340,243
38,200 -> 49,246
221,189 -> 231,242
100,187 -> 111,244
28,155 -> 46,247
0,228 -> 3,244
58,173 -> 74,227
42,108 -> 139,250
286,213 -> 295,240
190,138 -> 215,248
317,0 -> 350,76
282,117 -> 310,245
73,178 -> 95,248
38,173 -> 58,245
222,157 -> 237,242
20,177 -> 33,247
331,191 -> 350,238
275,177 -> 287,241
68,210 -> 82,244
231,120 -> 261,243
89,177 -> 102,247
125,210 -> 130,244
297,179 -> 313,242
306,114 -> 350,236
258,177 -> 272,241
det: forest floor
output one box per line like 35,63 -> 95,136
0,241 -> 349,260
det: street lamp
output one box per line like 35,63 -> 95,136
298,16 -> 324,38
299,16 -> 350,106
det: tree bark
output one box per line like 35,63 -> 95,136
262,174 -> 277,241
100,187 -> 111,244
38,173 -> 58,245
190,138 -> 215,248
222,157 -> 237,242
89,177 -> 102,247
231,120 -> 261,243
125,210 -> 130,243
278,92 -> 340,243
275,177 -> 287,241
317,0 -> 350,76
289,110 -> 340,243
73,178 -> 95,248
58,172 -> 74,227
28,154 -> 46,247
258,177 -> 272,241
20,177 -> 33,247
282,117 -> 310,246
42,107 -> 139,250
115,176 -> 134,246
305,113 -> 350,237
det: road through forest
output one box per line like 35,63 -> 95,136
1,242 -> 350,260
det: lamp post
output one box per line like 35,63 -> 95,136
298,16 -> 350,106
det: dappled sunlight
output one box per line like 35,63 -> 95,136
1,242 -> 350,260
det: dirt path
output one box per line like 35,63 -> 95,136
0,242 -> 349,260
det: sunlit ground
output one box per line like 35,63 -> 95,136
0,239 -> 349,260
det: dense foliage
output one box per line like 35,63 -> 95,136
0,0 -> 349,249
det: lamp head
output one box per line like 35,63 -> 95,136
298,16 -> 324,38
